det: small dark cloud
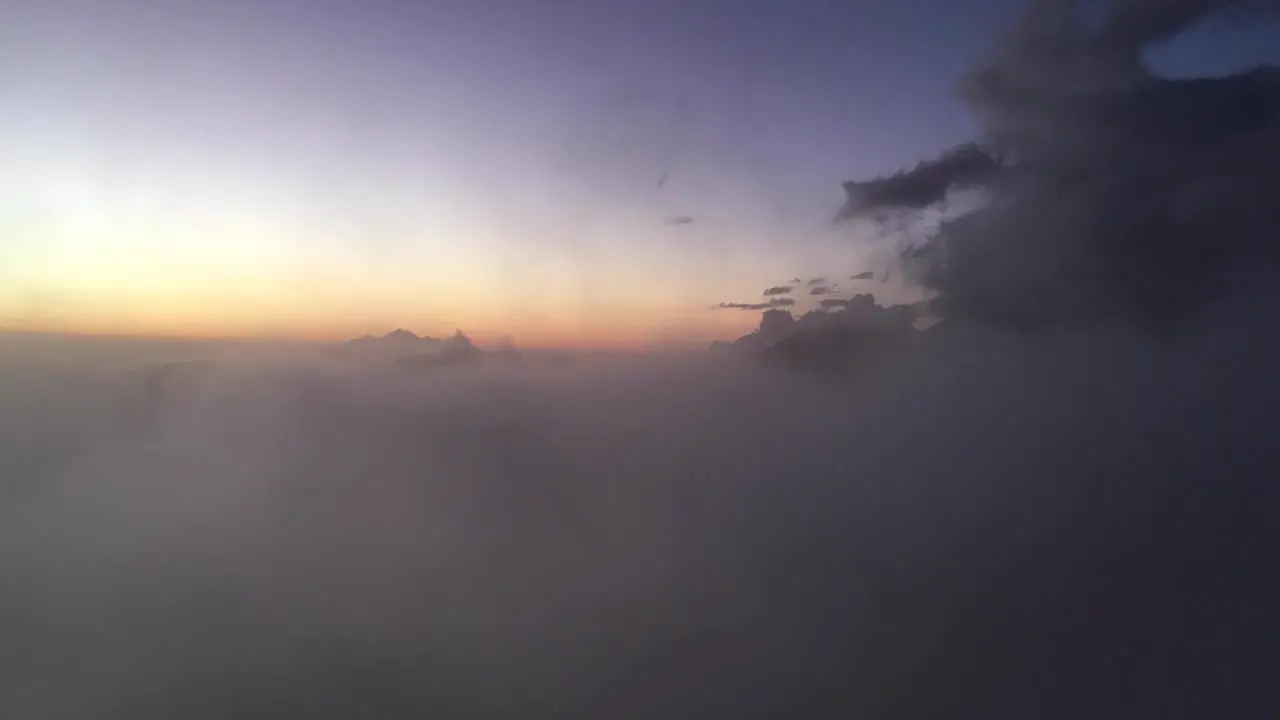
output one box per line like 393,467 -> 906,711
819,298 -> 849,309
851,271 -> 875,280
837,143 -> 1000,219
663,216 -> 694,226
809,286 -> 833,296
718,297 -> 796,311
763,286 -> 794,296
806,277 -> 827,287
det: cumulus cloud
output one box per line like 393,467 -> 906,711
837,0 -> 1280,333
762,285 -> 794,296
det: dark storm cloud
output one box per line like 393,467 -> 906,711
1095,0 -> 1280,65
762,286 -> 794,296
837,0 -> 1280,332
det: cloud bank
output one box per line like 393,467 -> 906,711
4,283 -> 1280,717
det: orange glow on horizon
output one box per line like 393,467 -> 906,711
5,302 -> 758,351
1,260 -> 763,350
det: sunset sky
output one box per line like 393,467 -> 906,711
3,0 -> 1276,348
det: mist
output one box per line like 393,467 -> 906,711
5,0 -> 1280,716
2,274 -> 1278,718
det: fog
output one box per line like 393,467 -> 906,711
2,279 -> 1278,718
6,0 -> 1280,714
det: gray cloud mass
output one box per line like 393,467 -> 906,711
837,0 -> 1280,333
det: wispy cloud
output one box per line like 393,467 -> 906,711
717,297 -> 797,311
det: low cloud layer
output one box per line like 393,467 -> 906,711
4,288 -> 1280,715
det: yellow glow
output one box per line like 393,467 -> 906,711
2,271 -> 757,349
8,303 -> 754,350
1,170 -> 766,350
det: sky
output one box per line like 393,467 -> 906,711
3,0 -> 1277,348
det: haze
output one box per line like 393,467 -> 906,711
3,0 -> 1280,717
